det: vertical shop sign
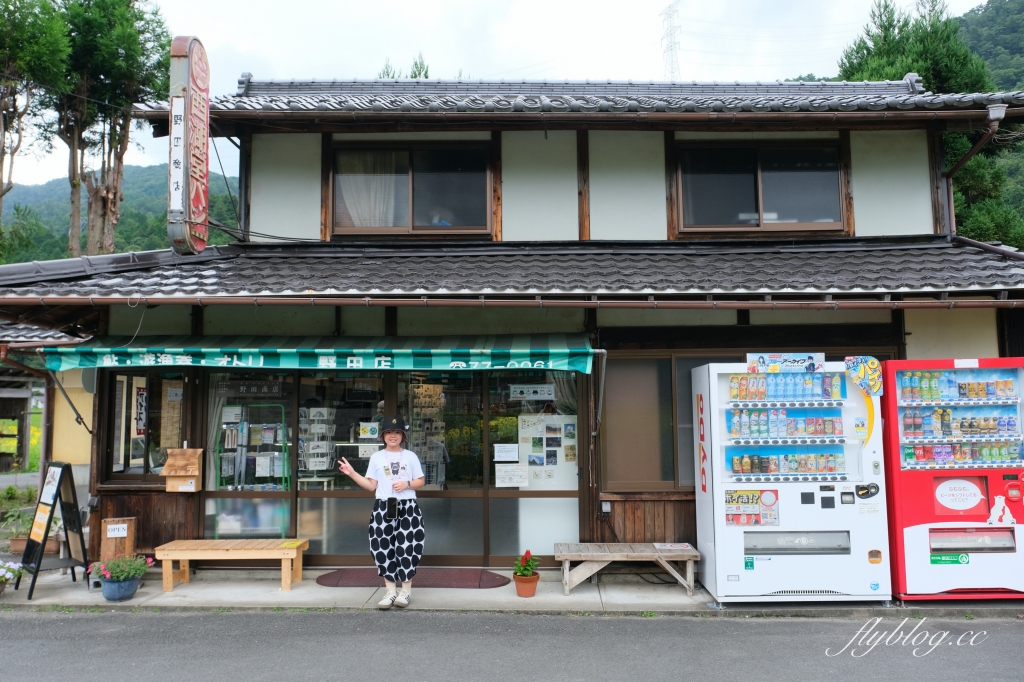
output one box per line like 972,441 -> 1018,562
135,387 -> 147,436
167,36 -> 210,254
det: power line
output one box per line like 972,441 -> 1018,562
660,2 -> 681,82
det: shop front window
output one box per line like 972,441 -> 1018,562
297,371 -> 385,490
108,371 -> 184,478
396,371 -> 484,489
207,372 -> 294,492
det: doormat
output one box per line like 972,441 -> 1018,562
316,567 -> 511,589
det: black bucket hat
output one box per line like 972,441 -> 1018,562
380,416 -> 409,439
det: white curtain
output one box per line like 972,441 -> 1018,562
336,151 -> 401,227
548,371 -> 578,415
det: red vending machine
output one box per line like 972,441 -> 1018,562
882,358 -> 1024,600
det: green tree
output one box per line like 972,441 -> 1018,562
839,0 -> 1024,247
41,0 -> 169,257
0,0 -> 69,219
959,0 -> 1024,90
377,53 -> 429,79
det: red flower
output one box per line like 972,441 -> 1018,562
521,550 -> 531,565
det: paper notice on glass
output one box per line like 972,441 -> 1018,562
495,463 -> 529,488
255,456 -> 271,477
359,422 -> 380,439
222,406 -> 243,423
493,444 -> 520,462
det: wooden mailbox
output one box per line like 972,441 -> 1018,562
160,448 -> 203,493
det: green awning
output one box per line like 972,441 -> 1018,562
41,334 -> 594,373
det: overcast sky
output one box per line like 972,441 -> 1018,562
14,0 -> 983,185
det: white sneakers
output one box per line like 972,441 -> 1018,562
377,590 -> 411,609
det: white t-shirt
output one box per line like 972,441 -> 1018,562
365,449 -> 424,500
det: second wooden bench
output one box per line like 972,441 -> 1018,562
554,542 -> 701,596
155,539 -> 310,592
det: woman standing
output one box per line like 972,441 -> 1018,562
338,416 -> 425,609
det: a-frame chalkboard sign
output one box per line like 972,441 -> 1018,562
14,462 -> 89,599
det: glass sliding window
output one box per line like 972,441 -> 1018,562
333,145 -> 489,234
601,358 -> 675,491
412,148 -> 488,229
297,371 -> 385,490
488,370 -> 579,491
761,147 -> 841,224
334,150 -> 410,229
396,371 -> 483,489
207,372 -> 294,492
108,372 -> 185,478
681,148 -> 758,226
679,144 -> 844,231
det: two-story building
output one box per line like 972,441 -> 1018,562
4,72 -> 1024,570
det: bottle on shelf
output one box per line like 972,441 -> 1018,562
729,375 -> 739,401
912,372 -> 922,400
901,372 -> 912,400
738,375 -> 748,400
812,373 -> 823,399
831,374 -> 843,400
740,410 -> 750,438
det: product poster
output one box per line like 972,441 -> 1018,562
724,489 -> 779,526
495,463 -> 529,487
135,386 -> 148,436
845,355 -> 883,396
40,466 -> 61,505
517,414 -> 578,489
359,422 -> 379,439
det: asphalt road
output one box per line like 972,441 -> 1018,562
3,610 -> 1022,681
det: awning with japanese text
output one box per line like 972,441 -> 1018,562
40,334 -> 594,373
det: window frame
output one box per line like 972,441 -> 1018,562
330,140 -> 494,236
104,369 -> 188,482
675,138 -> 851,235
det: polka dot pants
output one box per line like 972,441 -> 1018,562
368,499 -> 424,583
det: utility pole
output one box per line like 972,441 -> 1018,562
660,1 -> 681,82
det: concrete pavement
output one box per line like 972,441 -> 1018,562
4,565 -> 1024,618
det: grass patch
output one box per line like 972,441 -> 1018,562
641,611 -> 657,618
86,606 -> 102,613
273,606 -> 283,612
290,608 -> 308,613
130,607 -> 143,613
214,607 -> 232,613
312,607 -> 334,612
48,604 -> 74,613
965,614 -> 974,620
152,608 -> 160,613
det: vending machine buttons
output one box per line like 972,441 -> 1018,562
821,496 -> 836,509
841,492 -> 856,504
820,485 -> 835,491
801,492 -> 815,504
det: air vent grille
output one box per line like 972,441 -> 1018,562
765,589 -> 846,596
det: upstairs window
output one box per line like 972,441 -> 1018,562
333,144 -> 490,235
678,144 -> 845,232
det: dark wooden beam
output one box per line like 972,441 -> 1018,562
577,130 -> 590,241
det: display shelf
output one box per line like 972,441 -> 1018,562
898,398 -> 1019,407
729,437 -> 847,445
900,435 -> 1022,445
901,460 -> 1023,469
728,474 -> 849,483
727,400 -> 845,409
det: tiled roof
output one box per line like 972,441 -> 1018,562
0,322 -> 79,343
132,73 -> 1024,118
1,237 -> 1023,299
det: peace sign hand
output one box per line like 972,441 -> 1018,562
338,457 -> 355,477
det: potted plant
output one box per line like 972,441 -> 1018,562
90,554 -> 153,602
513,549 -> 541,598
0,560 -> 22,597
3,508 -> 58,556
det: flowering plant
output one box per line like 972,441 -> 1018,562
513,549 -> 540,577
89,554 -> 153,582
0,560 -> 22,584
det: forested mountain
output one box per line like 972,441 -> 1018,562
960,0 -> 1024,90
0,164 -> 239,262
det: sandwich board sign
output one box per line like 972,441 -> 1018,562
15,462 -> 89,599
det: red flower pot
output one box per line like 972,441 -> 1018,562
514,572 -> 540,598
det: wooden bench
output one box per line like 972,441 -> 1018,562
554,542 -> 701,596
155,539 -> 310,592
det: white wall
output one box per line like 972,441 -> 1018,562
204,306 -> 335,336
850,130 -> 935,237
250,133 -> 322,241
905,308 -> 999,359
501,131 -> 579,241
676,131 -> 839,141
332,132 -> 491,141
588,131 -> 667,240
